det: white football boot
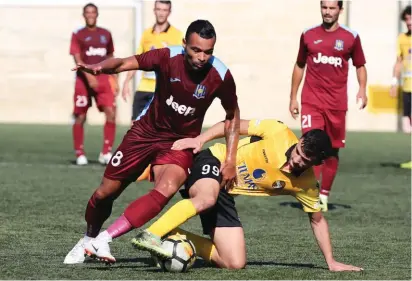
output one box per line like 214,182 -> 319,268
63,237 -> 91,264
76,155 -> 88,166
84,232 -> 116,265
98,152 -> 112,165
319,194 -> 329,212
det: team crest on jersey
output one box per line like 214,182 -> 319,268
252,169 -> 266,181
193,84 -> 206,99
100,35 -> 107,44
272,180 -> 286,189
334,39 -> 344,51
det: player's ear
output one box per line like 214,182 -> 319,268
182,38 -> 187,48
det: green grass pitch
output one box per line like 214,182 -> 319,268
0,124 -> 410,279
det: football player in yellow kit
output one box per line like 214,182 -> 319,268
132,119 -> 363,272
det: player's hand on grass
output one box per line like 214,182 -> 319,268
356,88 -> 368,109
171,138 -> 203,153
389,85 -> 399,98
72,63 -> 102,75
289,99 -> 300,119
220,161 -> 237,191
328,260 -> 363,272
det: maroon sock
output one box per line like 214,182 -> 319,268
103,121 -> 116,154
313,164 -> 323,181
73,123 -> 84,157
320,156 -> 339,196
85,192 -> 114,237
124,189 -> 170,228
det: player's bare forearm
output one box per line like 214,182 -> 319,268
197,119 -> 249,146
356,66 -> 367,90
80,56 -> 139,75
223,106 -> 240,164
308,212 -> 334,265
290,63 -> 305,100
392,57 -> 403,79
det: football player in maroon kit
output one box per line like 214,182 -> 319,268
70,3 -> 118,166
289,1 -> 368,211
64,20 -> 240,265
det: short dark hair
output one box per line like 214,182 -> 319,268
401,5 -> 411,21
301,129 -> 332,165
320,1 -> 343,9
155,1 -> 172,8
83,3 -> 98,13
185,20 -> 216,42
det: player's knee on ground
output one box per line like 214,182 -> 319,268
74,113 -> 87,124
214,253 -> 246,269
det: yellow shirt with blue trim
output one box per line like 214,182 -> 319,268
209,119 -> 321,213
397,33 -> 412,92
137,25 -> 183,92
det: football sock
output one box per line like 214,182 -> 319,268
106,214 -> 133,239
320,156 -> 339,196
170,228 -> 215,263
148,199 -> 197,237
313,164 -> 323,181
124,189 -> 169,228
73,123 -> 84,157
85,192 -> 114,237
103,121 -> 116,154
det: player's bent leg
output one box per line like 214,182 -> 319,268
211,227 -> 246,269
132,178 -> 220,257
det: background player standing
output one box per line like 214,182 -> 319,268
63,20 -> 240,265
289,0 -> 367,211
121,1 -> 182,122
70,3 -> 118,166
390,5 -> 411,169
390,5 -> 411,134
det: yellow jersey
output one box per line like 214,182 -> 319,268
209,119 -> 321,213
136,25 -> 183,92
397,33 -> 412,92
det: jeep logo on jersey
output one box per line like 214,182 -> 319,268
85,46 -> 107,57
166,95 -> 196,116
313,53 -> 342,68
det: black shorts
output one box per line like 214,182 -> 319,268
132,91 -> 154,120
403,92 -> 411,117
180,149 -> 242,235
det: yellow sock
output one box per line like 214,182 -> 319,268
171,227 -> 215,263
148,199 -> 197,237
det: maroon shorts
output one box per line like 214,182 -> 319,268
301,104 -> 346,148
104,127 -> 193,182
73,74 -> 115,115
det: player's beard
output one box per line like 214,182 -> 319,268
322,16 -> 338,29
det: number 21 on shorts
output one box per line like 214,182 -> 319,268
301,114 -> 312,129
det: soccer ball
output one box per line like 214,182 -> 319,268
159,234 -> 196,273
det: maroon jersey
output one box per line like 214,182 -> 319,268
70,26 -> 114,65
297,24 -> 366,110
133,46 -> 237,139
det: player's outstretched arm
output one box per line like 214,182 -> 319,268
73,56 -> 139,75
308,212 -> 363,272
171,119 -> 250,153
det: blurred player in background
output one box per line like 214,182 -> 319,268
390,5 -> 411,169
132,119 -> 363,272
63,20 -> 240,265
70,3 -> 118,166
289,0 -> 367,211
122,1 -> 182,122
